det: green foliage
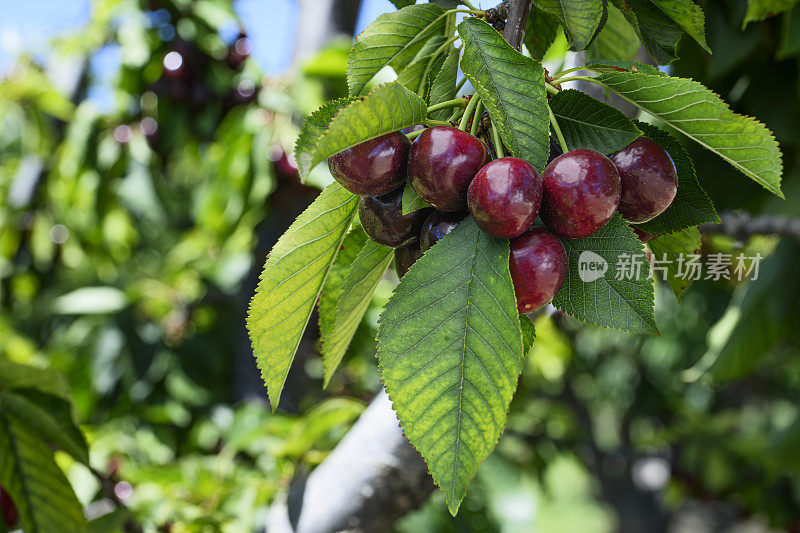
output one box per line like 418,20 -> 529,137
586,5 -> 640,62
377,217 -> 524,514
744,0 -> 799,25
593,69 -> 784,197
402,181 -> 433,214
635,122 -> 719,235
347,4 -> 447,96
547,89 -> 642,154
428,49 -> 460,120
458,18 -> 550,172
295,97 -> 357,180
396,36 -> 451,97
296,82 -> 428,181
248,183 -> 358,410
525,6 -> 561,60
552,216 -> 658,334
648,226 -> 702,299
611,0 -> 683,64
650,0 -> 711,52
536,0 -> 607,51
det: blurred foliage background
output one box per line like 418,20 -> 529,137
1,0 -> 800,531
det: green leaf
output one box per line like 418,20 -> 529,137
525,6 -> 561,60
593,70 -> 784,197
778,6 -> 800,59
87,508 -> 130,533
650,0 -> 711,52
296,82 -> 428,181
294,97 -> 357,181
548,89 -> 641,155
322,241 -> 393,385
647,226 -> 702,299
248,183 -> 358,410
0,359 -> 71,400
635,122 -> 719,235
428,49 -> 460,120
586,4 -> 640,62
402,181 -> 433,214
318,227 -> 369,354
520,315 -> 536,356
0,403 -> 86,533
396,36 -> 449,97
744,0 -> 799,25
377,217 -> 524,514
611,0 -> 683,64
347,4 -> 447,96
390,0 -> 416,8
537,0 -> 607,50
584,59 -> 664,76
552,216 -> 658,334
458,18 -> 550,173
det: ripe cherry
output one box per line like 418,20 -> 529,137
468,157 -> 542,239
395,241 -> 423,278
359,187 -> 431,248
408,126 -> 489,212
509,227 -> 567,313
420,211 -> 467,252
328,132 -> 411,196
540,149 -> 621,239
611,137 -> 678,223
0,487 -> 18,528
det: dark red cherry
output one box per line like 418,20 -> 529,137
509,227 -> 567,313
540,149 -> 621,239
0,487 -> 18,528
611,137 -> 678,223
420,211 -> 467,252
468,157 -> 542,239
408,126 -> 489,212
395,241 -> 423,278
359,187 -> 431,248
328,132 -> 411,196
632,226 -> 655,243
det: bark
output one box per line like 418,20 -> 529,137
502,0 -> 531,51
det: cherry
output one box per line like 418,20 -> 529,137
509,227 -> 567,313
395,241 -> 423,278
611,137 -> 678,223
359,187 -> 431,248
420,211 -> 467,251
0,487 -> 18,528
408,126 -> 489,212
270,148 -> 299,184
468,157 -> 542,239
540,149 -> 621,239
328,132 -> 411,196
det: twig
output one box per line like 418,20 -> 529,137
701,212 -> 800,243
502,0 -> 531,51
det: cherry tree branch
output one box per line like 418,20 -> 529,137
502,0 -> 531,51
701,212 -> 800,243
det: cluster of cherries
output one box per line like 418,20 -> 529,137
329,121 -> 677,313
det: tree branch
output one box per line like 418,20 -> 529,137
701,212 -> 800,243
502,0 -> 531,51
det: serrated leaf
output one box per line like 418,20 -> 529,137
650,0 -> 711,52
647,226 -> 701,299
294,97 -> 357,181
593,70 -> 784,197
635,122 -> 719,235
548,89 -> 641,154
348,4 -> 447,96
525,6 -> 561,60
552,215 -> 658,334
0,402 -> 87,533
377,216 -> 524,515
537,0 -> 607,50
744,0 -> 798,25
428,49 -> 460,120
586,4 -> 640,62
584,59 -> 665,76
402,181 -> 433,214
611,0 -> 683,64
322,241 -> 393,385
521,315 -> 536,356
458,18 -> 550,172
318,226 -> 369,348
297,83 -> 428,181
397,36 -> 450,97
248,183 -> 358,410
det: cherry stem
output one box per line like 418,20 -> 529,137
460,0 -> 479,10
454,76 -> 468,95
405,129 -> 425,141
553,75 -> 596,85
545,82 -> 559,95
551,66 -> 587,79
427,98 -> 467,114
491,120 -> 505,158
548,104 -> 568,154
423,119 -> 452,127
458,94 -> 480,131
470,99 -> 484,136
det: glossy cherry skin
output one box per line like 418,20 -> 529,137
611,137 -> 678,223
394,241 -> 423,278
509,227 -> 567,313
420,211 -> 467,252
468,157 -> 542,239
359,187 -> 431,248
328,132 -> 411,196
408,126 -> 490,212
540,149 -> 621,239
